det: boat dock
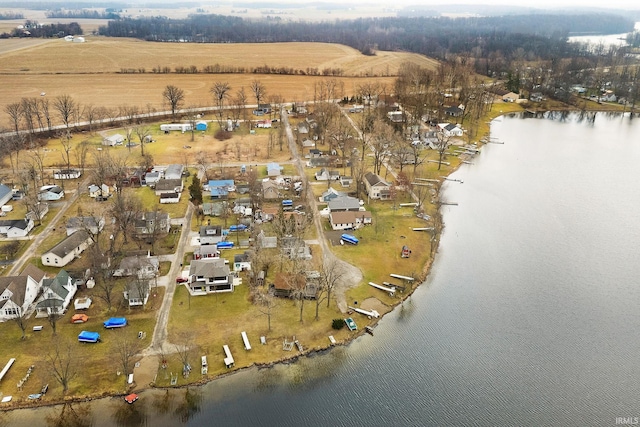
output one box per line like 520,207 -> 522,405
348,306 -> 380,318
0,358 -> 15,383
222,345 -> 234,368
369,281 -> 396,296
241,331 -> 252,351
201,356 -> 208,375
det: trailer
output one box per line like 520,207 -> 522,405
341,234 -> 359,245
160,123 -> 193,133
216,241 -> 234,250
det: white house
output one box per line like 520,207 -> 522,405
0,265 -> 46,322
188,258 -> 236,295
160,192 -> 181,204
154,179 -> 183,195
329,211 -> 373,231
53,169 -> 81,180
34,269 -> 77,318
200,225 -> 224,245
113,254 -> 159,279
102,133 -> 124,146
38,185 -> 64,201
437,123 -> 464,138
88,183 -> 113,198
267,162 -> 282,177
41,230 -> 93,267
0,219 -> 34,238
194,245 -> 220,260
65,216 -> 105,236
233,251 -> 252,272
123,279 -> 150,307
164,164 -> 184,180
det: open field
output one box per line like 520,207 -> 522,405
0,38 -> 439,76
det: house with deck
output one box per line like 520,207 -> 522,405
363,172 -> 392,200
135,212 -> 170,237
187,258 -> 235,295
271,272 -> 318,299
0,265 -> 46,321
329,210 -> 373,230
113,254 -> 159,279
123,279 -> 150,307
328,196 -> 362,212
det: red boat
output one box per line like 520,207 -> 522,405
124,393 -> 139,404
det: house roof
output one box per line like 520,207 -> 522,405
0,278 -> 28,308
155,179 -> 183,192
46,230 -> 91,258
202,202 -> 226,216
189,258 -> 230,278
21,264 -> 46,283
136,211 -> 169,224
66,216 -> 102,230
328,196 -> 361,211
234,251 -> 251,263
364,172 -> 390,188
195,245 -> 220,256
118,254 -> 159,272
200,225 -> 222,237
40,185 -> 63,194
165,164 -> 184,177
0,219 -> 31,231
330,210 -> 372,224
105,133 -> 124,143
41,270 -> 72,300
0,184 -> 11,203
208,180 -> 235,188
125,279 -> 150,299
273,272 -> 306,291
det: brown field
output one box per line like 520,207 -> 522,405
0,38 -> 440,123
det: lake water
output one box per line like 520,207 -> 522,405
4,111 -> 640,426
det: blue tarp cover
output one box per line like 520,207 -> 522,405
103,317 -> 127,328
78,331 -> 100,342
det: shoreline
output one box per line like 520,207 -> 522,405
1,107 -> 628,412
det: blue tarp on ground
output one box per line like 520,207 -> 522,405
103,317 -> 127,328
228,224 -> 247,232
216,241 -> 234,249
78,331 -> 100,343
341,234 -> 359,245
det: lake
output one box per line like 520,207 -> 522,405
3,111 -> 640,427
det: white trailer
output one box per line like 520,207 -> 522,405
160,123 -> 193,133
368,282 -> 396,296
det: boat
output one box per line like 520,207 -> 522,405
27,393 -> 42,400
103,317 -> 127,329
344,317 -> 357,331
124,393 -> 139,404
71,313 -> 88,324
365,326 -> 374,336
78,330 -> 101,343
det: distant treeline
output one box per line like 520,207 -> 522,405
118,63 -> 350,76
0,22 -> 82,38
98,13 -> 634,68
45,9 -> 120,19
0,11 -> 24,20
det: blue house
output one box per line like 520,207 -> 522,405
208,180 -> 235,199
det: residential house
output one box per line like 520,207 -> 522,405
307,157 -> 333,168
339,176 -> 353,188
134,211 -> 171,238
144,171 -> 162,185
164,164 -> 184,180
267,163 -> 282,177
160,192 -> 181,204
445,105 -> 464,118
121,168 -> 145,187
271,272 -> 318,299
502,92 -> 519,103
193,245 -> 220,260
65,216 -> 105,236
319,187 -> 346,203
256,119 -> 272,128
438,123 -> 464,137
11,189 -> 25,201
233,251 -> 252,272
262,180 -> 280,200
281,236 -> 312,260
102,133 -> 124,146
236,184 -> 250,195
187,258 -> 235,295
600,91 -> 617,102
0,265 -> 46,321
208,180 -> 235,199
257,230 -> 277,249
309,148 -> 322,158
328,196 -> 362,212
113,254 -> 159,279
297,121 -> 309,134
199,225 -> 224,245
87,183 -> 113,198
0,219 -> 34,238
34,269 -> 77,317
123,278 -> 150,307
38,185 -> 64,201
253,103 -> 271,115
0,184 -> 12,207
363,172 -> 392,200
329,211 -> 373,231
301,139 -> 315,148
387,111 -> 405,123
26,202 -> 49,223
315,168 -> 339,181
41,230 -> 93,267
154,179 -> 183,196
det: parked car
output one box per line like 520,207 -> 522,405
176,276 -> 188,283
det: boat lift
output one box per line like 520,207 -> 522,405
368,282 -> 396,297
390,273 -> 415,282
348,306 -> 380,319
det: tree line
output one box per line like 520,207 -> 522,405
45,9 -> 121,19
0,21 -> 82,38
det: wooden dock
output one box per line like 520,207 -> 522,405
222,345 -> 234,368
201,356 -> 208,375
0,358 -> 15,383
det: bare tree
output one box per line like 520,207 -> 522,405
434,130 -> 452,170
53,94 -> 75,129
12,306 -> 29,340
58,130 -> 74,175
254,290 -> 278,331
163,85 -> 185,119
250,80 -> 267,108
21,194 -> 47,226
82,104 -> 98,134
42,338 -> 80,393
371,121 -> 396,176
110,191 -> 142,246
92,251 -> 118,312
319,257 -> 345,310
74,139 -> 91,175
210,81 -> 231,130
114,333 -> 144,386
174,333 -> 196,378
5,102 -> 23,134
133,124 -> 151,156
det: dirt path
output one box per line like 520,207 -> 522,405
282,109 -> 363,313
